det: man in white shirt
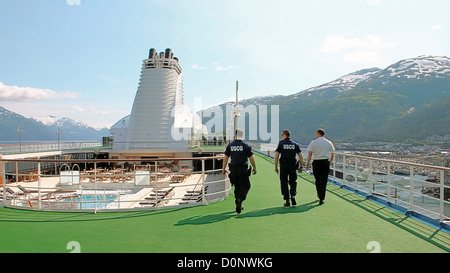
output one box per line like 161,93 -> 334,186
306,129 -> 335,205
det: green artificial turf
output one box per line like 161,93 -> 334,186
0,153 -> 448,253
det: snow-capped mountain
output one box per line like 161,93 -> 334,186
302,68 -> 381,94
0,107 -> 109,141
34,115 -> 59,126
34,115 -> 91,129
201,55 -> 450,143
284,67 -> 382,105
381,55 -> 450,80
352,55 -> 450,108
285,55 -> 450,102
0,106 -> 22,119
204,55 -> 450,112
228,68 -> 384,111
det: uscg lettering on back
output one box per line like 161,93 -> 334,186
231,146 -> 244,152
283,144 -> 295,150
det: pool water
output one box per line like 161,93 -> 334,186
68,194 -> 117,209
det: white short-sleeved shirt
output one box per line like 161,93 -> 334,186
307,137 -> 335,160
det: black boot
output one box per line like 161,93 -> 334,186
235,199 -> 243,214
291,197 -> 297,206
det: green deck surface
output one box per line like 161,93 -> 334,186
0,153 -> 448,253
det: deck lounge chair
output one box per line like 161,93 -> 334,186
6,187 -> 23,196
139,201 -> 156,207
186,185 -> 208,193
17,185 -> 39,195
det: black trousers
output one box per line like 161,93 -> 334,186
312,159 -> 330,201
279,162 -> 297,200
229,164 -> 251,203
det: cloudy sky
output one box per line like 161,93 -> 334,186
0,0 -> 448,128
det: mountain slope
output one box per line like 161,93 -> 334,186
35,116 -> 110,141
0,106 -> 108,142
290,90 -> 409,140
370,96 -> 450,142
201,55 -> 450,143
0,106 -> 53,141
353,55 -> 450,110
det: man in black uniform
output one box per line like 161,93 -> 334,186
274,129 -> 304,207
222,129 -> 257,214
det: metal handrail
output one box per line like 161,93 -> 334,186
337,152 -> 450,172
254,147 -> 449,226
1,155 -> 230,213
0,141 -> 103,155
329,152 -> 449,224
0,155 -> 223,163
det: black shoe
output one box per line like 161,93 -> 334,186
319,200 -> 324,205
284,200 -> 290,207
291,197 -> 297,206
236,200 -> 243,214
236,204 -> 244,214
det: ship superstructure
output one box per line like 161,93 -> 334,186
111,48 -> 188,152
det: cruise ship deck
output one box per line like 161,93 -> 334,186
0,153 -> 448,253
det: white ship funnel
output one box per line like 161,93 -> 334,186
111,48 -> 190,151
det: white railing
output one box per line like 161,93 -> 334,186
0,141 -> 103,155
255,145 -> 449,227
330,153 -> 449,225
0,156 -> 230,212
111,141 -> 187,151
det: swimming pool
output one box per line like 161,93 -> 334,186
68,194 -> 117,209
